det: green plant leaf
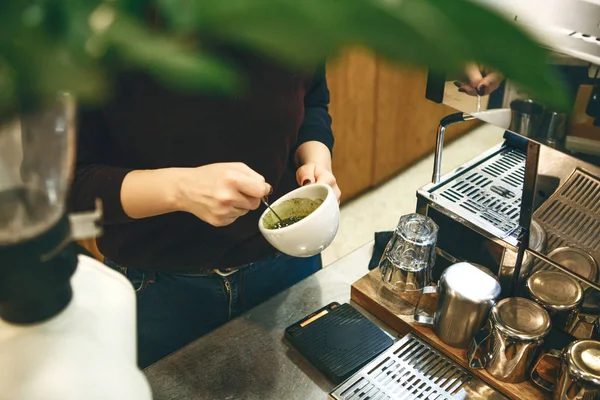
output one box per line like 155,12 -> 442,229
100,11 -> 240,93
159,0 -> 568,110
0,0 -> 571,121
160,0 -> 343,66
0,1 -> 107,120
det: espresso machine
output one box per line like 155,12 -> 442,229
419,0 -> 600,328
332,2 -> 600,399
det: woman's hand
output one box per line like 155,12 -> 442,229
454,64 -> 503,96
121,163 -> 271,227
296,162 -> 341,201
177,163 -> 272,227
294,141 -> 341,202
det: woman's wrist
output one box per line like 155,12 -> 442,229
294,141 -> 332,170
160,168 -> 188,213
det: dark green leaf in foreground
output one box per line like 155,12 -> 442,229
0,0 -> 571,120
100,11 -> 240,94
157,0 -> 568,110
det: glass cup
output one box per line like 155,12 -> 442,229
377,213 -> 438,314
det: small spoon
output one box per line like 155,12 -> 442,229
262,197 -> 283,222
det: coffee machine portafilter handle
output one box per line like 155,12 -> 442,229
432,112 -> 476,184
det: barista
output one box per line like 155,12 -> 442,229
70,46 -> 341,367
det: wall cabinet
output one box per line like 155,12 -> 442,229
328,50 -> 479,203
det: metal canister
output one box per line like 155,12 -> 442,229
509,99 -> 544,137
557,340 -> 600,399
548,247 -> 599,283
532,340 -> 600,399
498,220 -> 546,295
526,270 -> 584,333
539,111 -> 568,149
468,297 -> 551,383
530,220 -> 547,254
499,250 -> 533,295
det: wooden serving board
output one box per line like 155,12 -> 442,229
351,269 -> 555,400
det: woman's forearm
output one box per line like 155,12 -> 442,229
121,142 -> 334,220
121,163 -> 272,226
294,141 -> 332,170
120,168 -> 183,219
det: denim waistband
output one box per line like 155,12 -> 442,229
176,252 -> 285,277
109,252 -> 285,277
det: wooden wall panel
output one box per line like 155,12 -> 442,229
372,63 -> 479,185
327,50 -> 379,202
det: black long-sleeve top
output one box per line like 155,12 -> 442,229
70,49 -> 334,272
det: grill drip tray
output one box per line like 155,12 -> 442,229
533,168 -> 600,276
430,147 -> 526,246
328,333 -> 507,400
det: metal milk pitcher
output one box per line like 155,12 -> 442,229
532,340 -> 600,399
526,270 -> 584,333
414,262 -> 501,349
468,297 -> 551,383
509,99 -> 544,137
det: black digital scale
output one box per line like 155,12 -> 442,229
285,302 -> 394,384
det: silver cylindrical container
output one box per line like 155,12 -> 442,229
415,262 -> 501,349
532,340 -> 600,399
499,250 -> 533,295
539,111 -> 568,149
498,220 -> 546,296
530,220 -> 547,254
526,270 -> 584,333
468,297 -> 551,383
548,247 -> 599,283
509,99 -> 544,137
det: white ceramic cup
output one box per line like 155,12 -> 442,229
258,183 -> 340,258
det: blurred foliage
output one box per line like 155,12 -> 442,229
0,0 -> 569,122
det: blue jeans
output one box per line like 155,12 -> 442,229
106,254 -> 321,368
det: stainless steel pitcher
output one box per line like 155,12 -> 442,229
532,340 -> 600,399
414,262 -> 501,349
468,297 -> 551,383
526,270 -> 584,333
539,111 -> 568,149
509,99 -> 544,138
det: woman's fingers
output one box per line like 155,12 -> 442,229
315,170 -> 341,202
465,63 -> 484,88
229,172 -> 271,199
296,163 -> 317,186
454,82 -> 479,96
477,73 -> 503,96
455,64 -> 504,97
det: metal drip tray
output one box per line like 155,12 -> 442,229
429,146 -> 526,246
533,168 -> 600,273
328,333 -> 507,400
